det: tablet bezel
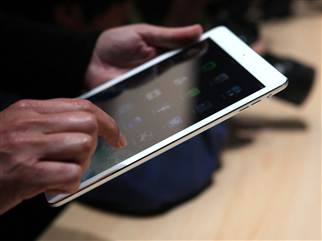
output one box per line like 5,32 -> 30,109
47,26 -> 287,206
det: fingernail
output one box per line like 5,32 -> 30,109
118,134 -> 127,148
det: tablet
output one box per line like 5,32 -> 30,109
47,26 -> 287,206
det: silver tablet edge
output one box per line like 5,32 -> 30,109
49,82 -> 287,207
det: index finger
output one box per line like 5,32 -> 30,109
85,100 -> 127,148
14,98 -> 126,148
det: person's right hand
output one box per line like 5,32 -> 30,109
0,98 -> 126,214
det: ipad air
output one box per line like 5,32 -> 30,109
47,26 -> 288,206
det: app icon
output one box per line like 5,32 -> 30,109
154,104 -> 171,114
187,87 -> 201,97
118,103 -> 133,115
128,116 -> 143,129
168,116 -> 183,128
195,101 -> 213,114
232,85 -> 242,94
173,76 -> 188,86
202,61 -> 217,72
138,131 -> 153,143
225,89 -> 235,97
210,73 -> 229,86
146,89 -> 162,101
224,85 -> 242,98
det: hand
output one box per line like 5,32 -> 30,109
0,99 -> 126,214
86,24 -> 203,88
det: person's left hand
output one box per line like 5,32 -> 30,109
85,24 -> 203,88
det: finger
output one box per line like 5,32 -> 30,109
80,100 -> 127,148
12,99 -> 92,114
39,133 -> 96,171
14,111 -> 98,136
136,24 -> 203,49
13,99 -> 126,148
32,161 -> 83,194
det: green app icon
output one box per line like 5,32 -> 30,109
188,87 -> 201,97
202,61 -> 217,72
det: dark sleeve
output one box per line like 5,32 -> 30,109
0,13 -> 101,99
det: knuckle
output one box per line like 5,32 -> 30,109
5,131 -> 43,150
75,158 -> 90,173
82,158 -> 91,171
72,111 -> 98,134
82,113 -> 98,133
81,134 -> 96,153
13,99 -> 34,109
12,116 -> 40,130
78,99 -> 94,112
65,164 -> 82,182
12,118 -> 28,129
70,169 -> 82,184
5,132 -> 23,149
65,184 -> 79,194
77,134 -> 96,169
63,165 -> 82,193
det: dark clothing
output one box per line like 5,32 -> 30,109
0,195 -> 66,241
0,12 -> 99,99
0,11 -> 99,241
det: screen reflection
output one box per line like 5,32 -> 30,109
83,38 -> 264,180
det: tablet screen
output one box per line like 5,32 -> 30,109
83,38 -> 264,181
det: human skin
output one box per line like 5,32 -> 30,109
85,24 -> 203,88
0,98 -> 126,214
0,24 -> 202,214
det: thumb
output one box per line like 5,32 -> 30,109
136,24 -> 203,49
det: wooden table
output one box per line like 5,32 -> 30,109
39,14 -> 321,241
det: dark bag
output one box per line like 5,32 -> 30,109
80,125 -> 228,215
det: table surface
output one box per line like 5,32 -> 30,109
39,14 -> 322,241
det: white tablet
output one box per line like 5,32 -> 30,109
47,26 -> 287,206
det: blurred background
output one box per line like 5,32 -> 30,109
9,0 -> 318,239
